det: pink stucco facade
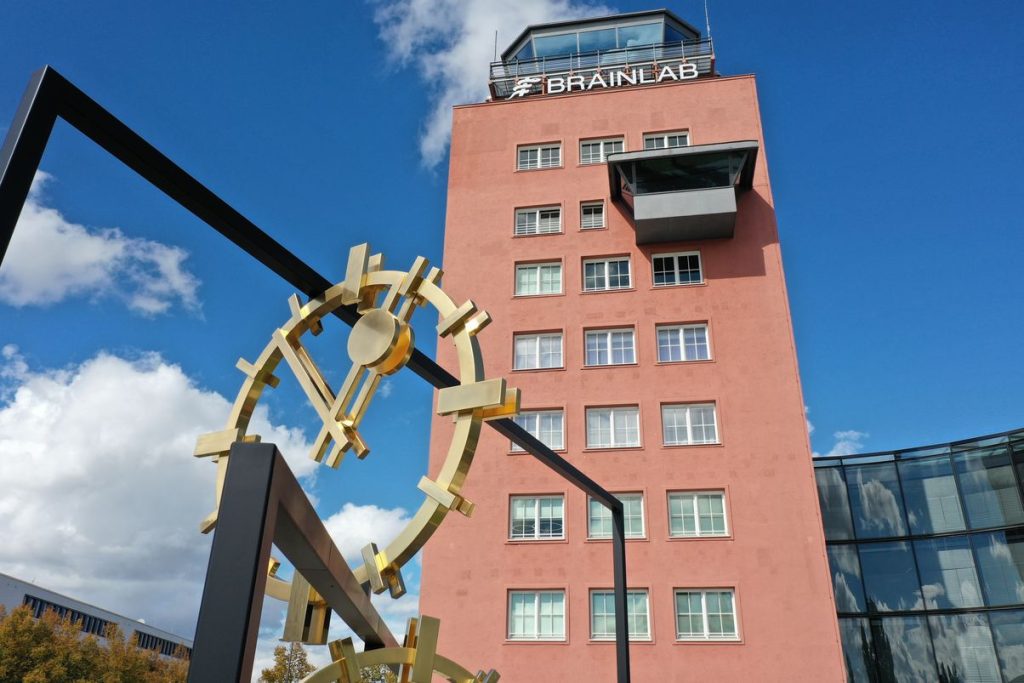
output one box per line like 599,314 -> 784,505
420,74 -> 845,681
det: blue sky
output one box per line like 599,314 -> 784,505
1,0 -> 1022,672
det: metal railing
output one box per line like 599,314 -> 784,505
489,38 -> 715,99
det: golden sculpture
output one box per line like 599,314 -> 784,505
194,243 -> 515,677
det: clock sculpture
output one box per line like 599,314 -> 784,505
194,243 -> 515,682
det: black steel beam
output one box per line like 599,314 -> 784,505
0,66 -> 630,683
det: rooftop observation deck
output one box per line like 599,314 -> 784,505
489,9 -> 715,100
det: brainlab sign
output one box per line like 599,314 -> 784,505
508,62 -> 700,99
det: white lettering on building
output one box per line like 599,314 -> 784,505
519,63 -> 700,99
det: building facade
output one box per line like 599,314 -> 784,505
0,573 -> 192,659
815,427 -> 1024,682
419,10 -> 846,681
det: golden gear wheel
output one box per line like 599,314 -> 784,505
194,243 -> 519,605
303,616 -> 499,683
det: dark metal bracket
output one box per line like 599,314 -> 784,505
0,66 -> 631,682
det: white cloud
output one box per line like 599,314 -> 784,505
379,379 -> 394,399
813,429 -> 869,458
0,172 -> 199,315
372,0 -> 614,167
322,502 -> 413,564
0,348 -> 318,637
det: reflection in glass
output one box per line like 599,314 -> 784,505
827,545 -> 865,612
928,613 -> 1001,683
873,617 -> 938,681
847,463 -> 909,539
838,618 -> 873,683
534,33 -> 579,58
914,537 -> 983,609
974,530 -> 1024,606
618,22 -> 661,47
954,446 -> 1024,529
990,609 -> 1024,683
816,467 -> 855,540
859,542 -> 922,612
898,456 -> 966,534
578,28 -> 616,52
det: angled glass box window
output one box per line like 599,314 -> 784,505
928,613 -> 1001,683
815,466 -> 855,540
973,529 -> 1024,606
608,141 -> 758,244
859,541 -> 922,613
913,536 -> 983,609
846,462 -> 909,539
954,446 -> 1024,529
897,456 -> 966,535
827,545 -> 866,613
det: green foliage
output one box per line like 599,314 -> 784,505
0,605 -> 189,683
359,664 -> 397,683
259,642 -> 316,683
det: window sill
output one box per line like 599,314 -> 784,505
504,638 -> 569,645
511,366 -> 566,374
589,637 -> 654,644
581,287 -> 635,295
651,282 -> 707,290
662,442 -> 723,449
513,232 -> 564,239
579,226 -> 608,232
674,637 -> 742,645
585,536 -> 648,543
506,537 -> 569,546
509,448 -> 567,455
514,166 -> 564,173
655,359 -> 715,366
583,446 -> 644,453
666,534 -> 733,542
581,362 -> 639,370
513,292 -> 565,299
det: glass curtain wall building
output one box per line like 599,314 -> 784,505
815,428 -> 1024,683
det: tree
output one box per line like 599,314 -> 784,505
359,664 -> 397,683
259,642 -> 316,683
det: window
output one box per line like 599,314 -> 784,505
515,262 -> 562,295
656,324 -> 709,362
588,493 -> 644,539
580,137 -> 624,165
590,590 -> 651,640
644,131 -> 690,149
675,589 -> 738,640
583,258 -> 631,291
513,333 -> 563,370
652,252 -> 702,286
586,406 -> 640,448
585,328 -> 636,366
581,201 -> 605,229
662,403 -> 718,445
517,144 -> 561,170
511,410 -> 564,451
508,591 -> 565,640
515,207 -> 561,236
668,492 -> 728,537
509,495 -> 564,540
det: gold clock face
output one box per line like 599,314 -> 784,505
194,243 -> 518,598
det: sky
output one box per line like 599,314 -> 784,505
0,0 -> 1022,676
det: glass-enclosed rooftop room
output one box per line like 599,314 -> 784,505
489,10 -> 715,99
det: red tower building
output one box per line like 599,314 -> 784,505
421,10 -> 845,680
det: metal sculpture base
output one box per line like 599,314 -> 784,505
188,442 -> 397,683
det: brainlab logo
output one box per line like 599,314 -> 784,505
507,63 -> 700,100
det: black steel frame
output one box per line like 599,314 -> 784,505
0,66 -> 631,681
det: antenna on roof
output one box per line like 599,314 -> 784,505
494,30 -> 499,61
704,0 -> 713,39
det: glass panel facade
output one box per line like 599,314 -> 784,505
578,27 -> 616,52
954,447 -> 1024,529
859,541 -> 922,612
874,616 -> 939,681
929,613 -> 1001,683
827,545 -> 866,612
914,536 -> 984,609
838,618 -> 874,683
815,466 -> 855,540
899,456 -> 967,534
847,462 -> 910,539
974,530 -> 1024,606
990,609 -> 1024,683
534,33 -> 579,58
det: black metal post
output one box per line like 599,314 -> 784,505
0,67 -> 631,683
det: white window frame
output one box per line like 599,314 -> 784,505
652,251 -> 703,287
662,403 -> 719,445
507,590 -> 566,641
515,262 -> 562,296
513,332 -> 563,370
517,143 -> 561,171
580,201 -> 605,229
668,491 -> 728,537
583,257 -> 631,292
584,328 -> 636,366
643,130 -> 690,150
656,323 -> 710,363
580,137 -> 624,165
588,493 -> 645,539
511,409 -> 565,451
515,206 -> 562,236
674,589 -> 739,641
509,495 -> 565,540
586,406 -> 641,449
590,589 -> 651,641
